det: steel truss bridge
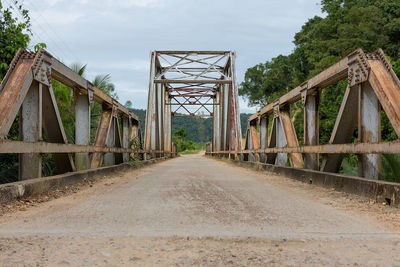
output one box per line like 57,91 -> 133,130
144,51 -> 242,156
0,48 -> 399,183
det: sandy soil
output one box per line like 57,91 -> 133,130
1,154 -> 400,266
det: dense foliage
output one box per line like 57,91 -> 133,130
0,0 -> 31,80
239,0 -> 400,179
172,128 -> 195,152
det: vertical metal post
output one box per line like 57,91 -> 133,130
304,92 -> 319,170
224,84 -> 230,152
19,81 -> 42,180
104,117 -> 115,166
230,51 -> 243,159
129,119 -> 139,159
150,82 -> 157,157
164,89 -> 171,155
90,108 -> 113,168
259,116 -> 268,163
122,116 -> 129,162
75,91 -> 90,170
248,128 -> 254,162
157,84 -> 164,157
358,83 -> 381,179
249,121 -> 260,162
144,52 -> 156,159
215,88 -> 221,151
276,116 -> 287,166
229,83 -> 236,160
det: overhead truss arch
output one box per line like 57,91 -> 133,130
145,51 -> 242,156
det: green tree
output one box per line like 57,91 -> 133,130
93,74 -> 117,99
124,100 -> 133,109
70,62 -> 87,77
239,0 -> 400,179
172,127 -> 194,152
0,0 -> 31,80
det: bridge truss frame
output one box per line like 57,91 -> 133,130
145,51 -> 242,157
207,48 -> 400,180
0,49 -> 176,181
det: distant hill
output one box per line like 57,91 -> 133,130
131,108 -> 251,143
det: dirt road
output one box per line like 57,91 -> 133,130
1,154 -> 400,266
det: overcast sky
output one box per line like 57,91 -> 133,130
22,0 -> 323,113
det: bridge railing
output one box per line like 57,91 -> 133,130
207,48 -> 400,180
0,49 -> 176,183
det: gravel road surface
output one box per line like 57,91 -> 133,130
1,154 -> 400,266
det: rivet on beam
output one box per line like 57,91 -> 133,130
348,49 -> 370,87
300,81 -> 308,106
87,81 -> 94,104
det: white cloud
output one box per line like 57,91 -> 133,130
92,59 -> 150,72
114,0 -> 165,8
25,0 -> 323,112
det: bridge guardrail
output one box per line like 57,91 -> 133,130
0,49 -> 177,183
207,48 -> 400,181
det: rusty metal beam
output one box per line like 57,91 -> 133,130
172,114 -> 212,117
75,90 -> 91,170
147,51 -> 242,154
19,81 -> 41,180
248,120 -> 260,162
42,83 -> 76,173
156,51 -> 228,55
367,51 -> 400,137
259,116 -> 268,163
279,108 -> 304,168
0,52 -> 34,139
90,108 -> 114,168
248,56 -> 348,122
303,91 -> 319,170
211,141 -> 400,155
358,81 -> 381,179
154,79 -> 231,84
0,140 -> 176,154
49,50 -> 138,122
162,67 -> 224,72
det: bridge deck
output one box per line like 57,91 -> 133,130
1,155 -> 400,265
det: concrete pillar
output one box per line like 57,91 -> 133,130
19,81 -> 42,180
304,93 -> 319,170
358,83 -> 381,179
75,92 -> 90,170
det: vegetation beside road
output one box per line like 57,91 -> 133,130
239,0 -> 400,181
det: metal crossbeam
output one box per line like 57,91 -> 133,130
145,51 -> 243,156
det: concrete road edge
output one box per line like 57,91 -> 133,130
0,157 -> 169,204
207,155 -> 400,207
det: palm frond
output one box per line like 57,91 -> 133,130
70,62 -> 87,77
